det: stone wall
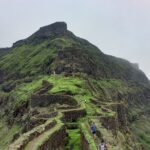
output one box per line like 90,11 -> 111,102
31,94 -> 78,107
9,120 -> 56,150
62,109 -> 86,122
80,131 -> 91,150
39,126 -> 66,150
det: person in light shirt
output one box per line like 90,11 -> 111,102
99,139 -> 107,150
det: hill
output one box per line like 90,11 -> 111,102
0,22 -> 150,150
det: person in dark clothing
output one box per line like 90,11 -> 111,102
91,122 -> 97,139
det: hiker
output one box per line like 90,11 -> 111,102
53,70 -> 56,75
141,145 -> 145,150
99,139 -> 107,150
91,122 -> 97,139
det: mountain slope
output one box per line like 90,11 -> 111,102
0,22 -> 148,83
0,22 -> 150,150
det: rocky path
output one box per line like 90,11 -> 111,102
9,118 -> 56,150
24,119 -> 63,150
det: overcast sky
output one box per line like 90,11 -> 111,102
0,0 -> 150,79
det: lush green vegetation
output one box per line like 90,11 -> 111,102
131,116 -> 150,150
65,129 -> 81,150
0,121 -> 21,150
0,36 -> 77,76
10,74 -> 93,107
48,75 -> 84,94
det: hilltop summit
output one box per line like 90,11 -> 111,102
32,22 -> 67,38
13,22 -> 68,47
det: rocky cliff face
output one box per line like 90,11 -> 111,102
0,22 -> 150,150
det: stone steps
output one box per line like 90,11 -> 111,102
24,119 -> 65,150
9,118 -> 57,150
